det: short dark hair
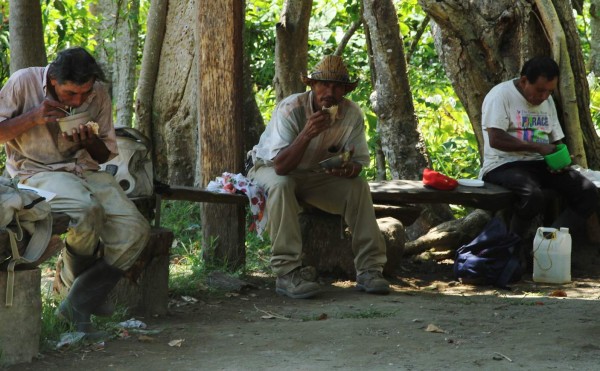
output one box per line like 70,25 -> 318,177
520,56 -> 560,84
47,47 -> 106,85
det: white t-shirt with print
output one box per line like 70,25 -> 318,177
479,79 -> 564,177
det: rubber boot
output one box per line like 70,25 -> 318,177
60,244 -> 115,317
57,259 -> 123,334
59,245 -> 97,289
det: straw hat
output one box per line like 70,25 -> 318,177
301,55 -> 358,93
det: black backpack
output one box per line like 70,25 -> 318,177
453,217 -> 522,289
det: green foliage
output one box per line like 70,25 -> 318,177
41,0 -> 99,57
244,222 -> 272,274
162,199 -> 274,296
40,295 -> 71,347
160,200 -> 208,295
0,1 -> 9,86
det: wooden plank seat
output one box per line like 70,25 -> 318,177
368,180 -> 515,210
156,180 -> 515,210
153,181 -> 515,278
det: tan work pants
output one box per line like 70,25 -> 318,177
24,171 -> 150,274
249,164 -> 386,276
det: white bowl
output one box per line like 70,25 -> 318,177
457,179 -> 485,187
57,112 -> 91,133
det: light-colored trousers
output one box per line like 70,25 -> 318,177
24,171 -> 150,273
249,163 -> 387,276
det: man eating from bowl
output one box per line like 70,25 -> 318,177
0,46 -> 149,335
248,55 -> 389,299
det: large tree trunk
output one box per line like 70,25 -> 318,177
151,0 -> 198,185
362,0 -> 428,181
550,0 -> 600,168
363,0 -> 450,240
8,0 -> 46,72
419,0 -> 536,159
274,0 -> 312,102
198,0 -> 245,269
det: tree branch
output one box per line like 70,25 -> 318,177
334,19 -> 362,56
406,15 -> 430,64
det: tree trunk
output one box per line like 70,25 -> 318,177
274,0 -> 313,102
589,0 -> 600,75
242,27 -> 264,155
419,0 -> 536,159
93,0 -> 140,129
364,0 -> 448,240
8,0 -> 46,72
550,0 -> 600,168
198,0 -> 246,269
151,0 -> 198,185
93,0 -> 115,96
113,0 -> 140,128
135,0 -> 168,147
362,0 -> 428,180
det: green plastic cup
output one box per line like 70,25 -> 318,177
544,143 -> 571,170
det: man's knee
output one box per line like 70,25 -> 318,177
75,199 -> 106,226
518,187 -> 545,218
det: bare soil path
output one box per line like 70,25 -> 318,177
7,246 -> 600,371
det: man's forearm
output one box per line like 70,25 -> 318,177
0,113 -> 39,143
83,137 -> 111,164
487,128 -> 556,155
273,133 -> 312,175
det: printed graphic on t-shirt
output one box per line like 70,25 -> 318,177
512,110 -> 550,144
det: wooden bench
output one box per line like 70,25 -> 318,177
155,180 -> 514,225
153,180 -> 515,272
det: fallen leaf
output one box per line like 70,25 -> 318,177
425,324 -> 446,333
168,339 -> 185,347
549,290 -> 567,297
317,313 -> 328,321
138,335 -> 155,343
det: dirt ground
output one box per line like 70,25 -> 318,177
6,244 -> 600,371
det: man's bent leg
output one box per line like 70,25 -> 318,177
299,175 -> 388,294
83,171 -> 150,271
249,165 -> 320,299
25,172 -> 105,286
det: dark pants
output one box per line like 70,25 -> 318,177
483,161 -> 597,227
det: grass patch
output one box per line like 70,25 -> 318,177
300,308 -> 398,321
336,308 -> 398,319
161,200 -> 274,297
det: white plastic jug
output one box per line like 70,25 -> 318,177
532,227 -> 571,284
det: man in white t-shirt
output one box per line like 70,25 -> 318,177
248,55 -> 388,299
480,56 -> 597,251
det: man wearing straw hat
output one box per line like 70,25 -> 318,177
248,55 -> 389,299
